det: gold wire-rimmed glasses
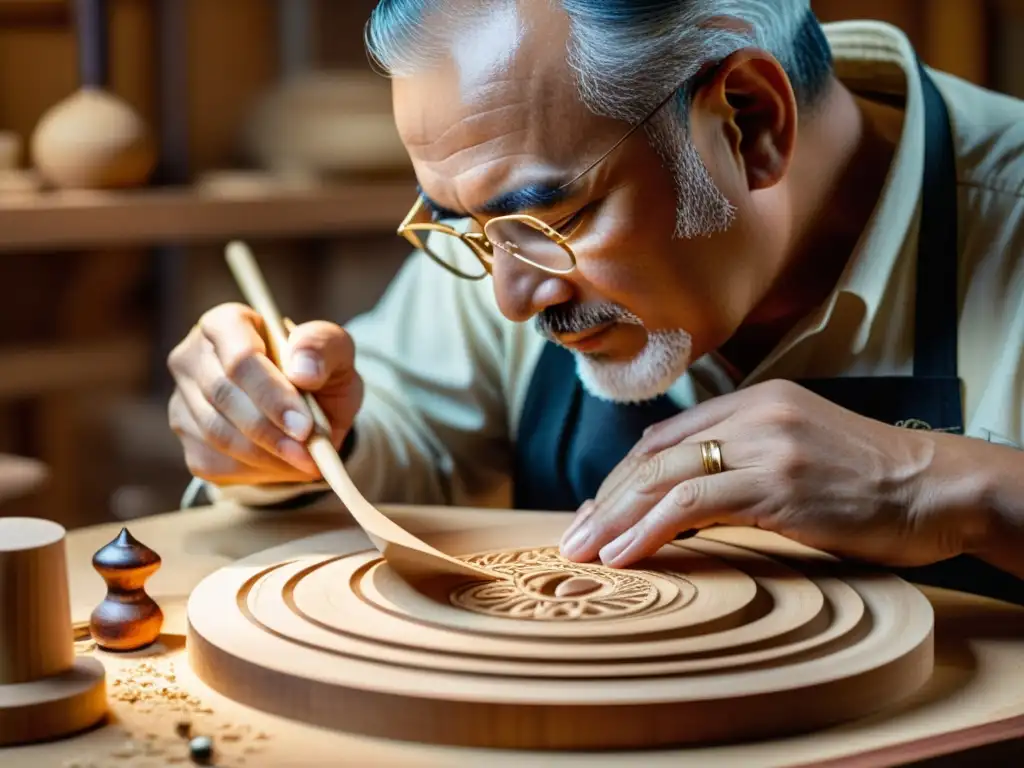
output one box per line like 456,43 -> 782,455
397,196 -> 579,280
396,79 -> 688,280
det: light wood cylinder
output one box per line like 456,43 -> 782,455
0,517 -> 107,745
0,518 -> 74,684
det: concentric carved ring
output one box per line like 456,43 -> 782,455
186,522 -> 936,751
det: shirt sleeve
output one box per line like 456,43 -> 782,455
189,232 -> 515,510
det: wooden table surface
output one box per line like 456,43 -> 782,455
4,500 -> 1024,767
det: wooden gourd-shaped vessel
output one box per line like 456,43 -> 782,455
89,527 -> 163,651
30,87 -> 157,190
29,0 -> 156,190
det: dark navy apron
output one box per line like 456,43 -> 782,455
513,63 -> 1024,606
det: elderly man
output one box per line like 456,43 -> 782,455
169,1 -> 1024,601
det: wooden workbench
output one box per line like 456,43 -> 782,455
3,500 -> 1024,767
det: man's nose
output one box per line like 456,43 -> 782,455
490,250 -> 575,323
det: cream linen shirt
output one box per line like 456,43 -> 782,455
189,20 -> 1024,511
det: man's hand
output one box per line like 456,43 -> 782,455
559,380 -> 980,569
167,303 -> 363,486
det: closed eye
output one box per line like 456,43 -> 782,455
553,205 -> 591,239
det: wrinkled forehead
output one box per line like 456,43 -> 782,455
390,0 -> 624,205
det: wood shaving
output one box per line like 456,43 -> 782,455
65,649 -> 276,766
108,661 -> 212,715
109,740 -> 139,757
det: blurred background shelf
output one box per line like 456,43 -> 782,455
0,334 -> 148,398
0,177 -> 415,252
1,0 -> 1023,532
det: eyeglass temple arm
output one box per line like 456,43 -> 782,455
558,84 -> 685,191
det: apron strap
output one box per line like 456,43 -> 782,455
914,62 -> 960,379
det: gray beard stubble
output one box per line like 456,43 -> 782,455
537,112 -> 736,345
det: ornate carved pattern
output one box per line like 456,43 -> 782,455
450,547 -> 659,621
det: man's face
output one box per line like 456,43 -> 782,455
391,3 -> 779,402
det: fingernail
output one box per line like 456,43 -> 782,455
600,529 -> 636,565
289,351 -> 323,380
560,501 -> 594,547
560,527 -> 590,559
283,409 -> 312,441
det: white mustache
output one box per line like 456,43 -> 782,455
536,303 -> 643,339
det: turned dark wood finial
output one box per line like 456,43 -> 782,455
89,527 -> 163,651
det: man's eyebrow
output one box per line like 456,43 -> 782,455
479,182 -> 572,215
419,181 -> 574,220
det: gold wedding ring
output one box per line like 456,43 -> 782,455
700,440 -> 724,475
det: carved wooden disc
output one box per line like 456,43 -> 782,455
186,521 -> 935,750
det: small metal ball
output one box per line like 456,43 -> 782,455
188,735 -> 214,765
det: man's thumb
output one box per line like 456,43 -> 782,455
284,321 -> 354,391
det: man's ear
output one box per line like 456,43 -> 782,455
691,48 -> 798,192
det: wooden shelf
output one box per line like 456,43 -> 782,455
0,335 -> 149,399
0,177 -> 416,253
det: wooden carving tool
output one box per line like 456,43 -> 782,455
224,240 -> 501,584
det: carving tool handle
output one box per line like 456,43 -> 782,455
223,240 -> 502,584
224,240 -> 332,439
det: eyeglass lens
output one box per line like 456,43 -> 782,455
483,218 -> 575,272
409,217 -> 574,277
415,228 -> 489,279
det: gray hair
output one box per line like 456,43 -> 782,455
365,0 -> 832,238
